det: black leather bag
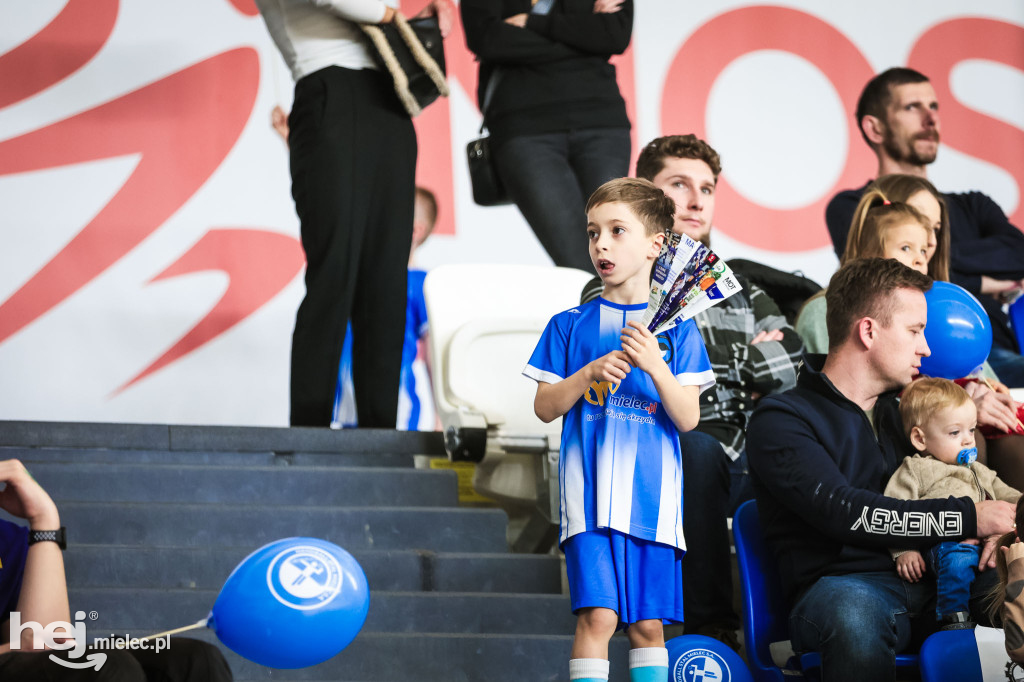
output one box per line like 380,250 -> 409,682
362,14 -> 448,117
467,134 -> 510,207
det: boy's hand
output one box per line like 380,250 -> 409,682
587,351 -> 632,384
1004,539 -> 1024,564
620,321 -> 664,375
895,551 -> 926,583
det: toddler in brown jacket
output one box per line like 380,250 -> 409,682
885,378 -> 1020,629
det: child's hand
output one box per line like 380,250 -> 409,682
620,321 -> 664,375
1005,538 -> 1024,564
896,551 -> 926,583
587,350 -> 632,385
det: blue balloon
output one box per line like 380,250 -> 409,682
919,281 -> 992,380
208,537 -> 369,669
667,635 -> 753,682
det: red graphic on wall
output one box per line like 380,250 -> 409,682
0,0 -> 118,109
226,0 -> 259,18
116,229 -> 305,392
909,18 -> 1024,231
661,6 -> 877,252
0,49 -> 262,346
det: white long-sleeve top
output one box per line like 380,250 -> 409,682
254,0 -> 397,81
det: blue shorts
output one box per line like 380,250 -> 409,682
563,528 -> 684,628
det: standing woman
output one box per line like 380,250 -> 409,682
462,0 -> 633,271
255,0 -> 452,427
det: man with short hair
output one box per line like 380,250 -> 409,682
748,258 -> 1016,681
583,134 -> 804,647
826,67 -> 1024,385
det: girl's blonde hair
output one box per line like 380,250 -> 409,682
842,188 -> 931,267
870,174 -> 950,282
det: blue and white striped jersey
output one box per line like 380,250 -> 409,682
524,297 -> 714,550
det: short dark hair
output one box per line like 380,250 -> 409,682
586,177 -> 675,236
636,135 -> 722,183
825,258 -> 932,350
855,67 -> 930,147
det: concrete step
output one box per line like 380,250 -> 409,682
51,503 -> 509,552
0,421 -> 445,455
91,631 -> 630,682
1,446 -> 416,468
64,546 -> 562,594
28,462 -> 457,507
71,589 -> 575,636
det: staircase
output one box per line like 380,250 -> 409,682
0,421 -> 629,681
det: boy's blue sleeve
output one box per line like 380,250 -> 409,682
670,319 -> 715,394
523,314 -> 570,385
0,520 -> 29,621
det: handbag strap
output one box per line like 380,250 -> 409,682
480,0 -> 556,132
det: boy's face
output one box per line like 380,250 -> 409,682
586,202 -> 664,287
909,400 -> 977,465
650,157 -> 717,245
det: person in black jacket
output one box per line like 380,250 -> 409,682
461,0 -> 633,271
824,67 -> 1024,386
747,258 -> 1016,682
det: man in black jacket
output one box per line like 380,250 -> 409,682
825,67 -> 1024,386
747,258 -> 1016,682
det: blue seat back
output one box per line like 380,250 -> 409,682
732,500 -> 792,682
1011,297 -> 1024,353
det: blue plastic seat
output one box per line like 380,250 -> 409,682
919,629 -> 983,681
732,500 -> 919,681
1011,297 -> 1024,354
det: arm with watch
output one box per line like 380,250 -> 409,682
0,459 -> 69,653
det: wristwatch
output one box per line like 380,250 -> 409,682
28,527 -> 67,550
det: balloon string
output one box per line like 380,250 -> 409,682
981,377 -> 1024,433
138,618 -> 209,642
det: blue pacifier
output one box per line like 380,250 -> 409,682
956,447 -> 978,466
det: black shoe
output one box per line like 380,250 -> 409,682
939,612 -> 975,630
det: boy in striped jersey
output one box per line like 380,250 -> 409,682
524,178 -> 714,682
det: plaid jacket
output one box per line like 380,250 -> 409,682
581,273 -> 802,460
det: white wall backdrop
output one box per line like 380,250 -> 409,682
0,0 -> 1021,425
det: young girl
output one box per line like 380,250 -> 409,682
796,188 -> 931,352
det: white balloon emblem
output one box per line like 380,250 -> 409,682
266,545 -> 343,610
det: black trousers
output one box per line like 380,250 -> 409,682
288,66 -> 416,427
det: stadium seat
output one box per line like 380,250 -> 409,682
423,264 -> 593,551
1011,297 -> 1024,363
919,629 -> 983,681
732,500 -> 919,681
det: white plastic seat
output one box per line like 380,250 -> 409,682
423,264 -> 594,550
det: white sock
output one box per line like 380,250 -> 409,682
629,646 -> 669,669
569,657 -> 610,680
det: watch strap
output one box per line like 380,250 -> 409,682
28,527 -> 66,550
